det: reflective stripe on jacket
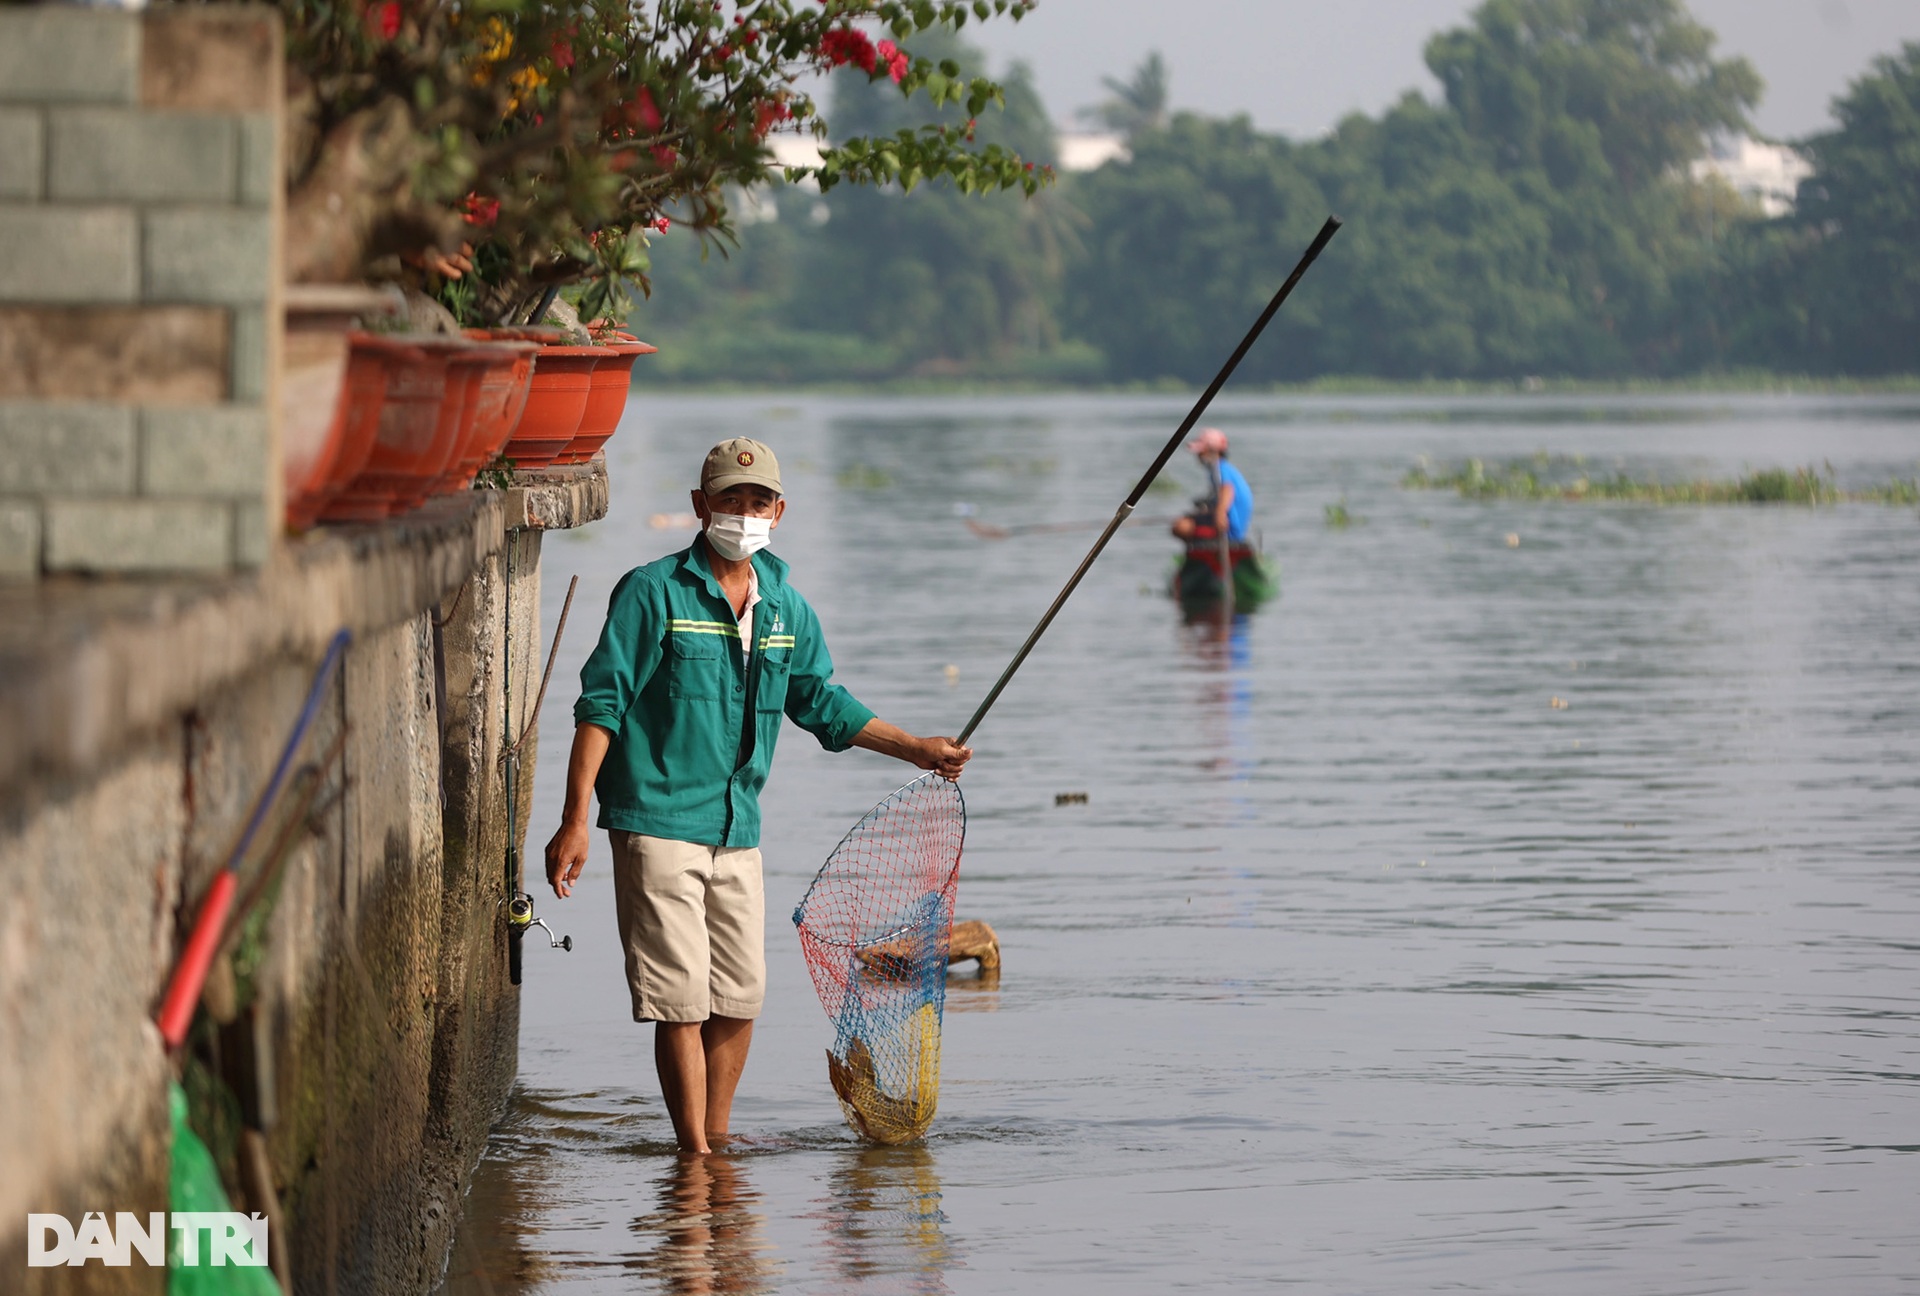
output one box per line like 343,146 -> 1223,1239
573,542 -> 875,847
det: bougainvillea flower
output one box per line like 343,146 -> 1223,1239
754,99 -> 794,138
461,193 -> 501,226
370,0 -> 401,40
876,40 -> 909,84
820,28 -> 877,74
634,87 -> 664,131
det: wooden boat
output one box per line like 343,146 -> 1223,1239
1172,536 -> 1278,609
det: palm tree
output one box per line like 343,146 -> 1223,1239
1085,52 -> 1169,141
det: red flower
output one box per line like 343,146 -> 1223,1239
652,216 -> 671,233
651,144 -> 678,169
753,99 -> 793,138
876,39 -> 908,83
461,193 -> 500,227
550,36 -> 575,70
633,87 -> 664,132
369,0 -> 401,40
819,28 -> 877,75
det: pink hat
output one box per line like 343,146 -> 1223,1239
1185,427 -> 1229,456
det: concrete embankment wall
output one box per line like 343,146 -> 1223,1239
0,7 -> 617,1289
0,468 -> 606,1293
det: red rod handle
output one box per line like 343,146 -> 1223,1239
156,871 -> 237,1049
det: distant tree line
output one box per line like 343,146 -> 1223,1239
630,0 -> 1920,383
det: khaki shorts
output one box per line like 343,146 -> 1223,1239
609,832 -> 765,1023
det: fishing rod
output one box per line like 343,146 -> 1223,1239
1211,455 -> 1235,619
961,512 -> 1183,541
505,571 -> 580,985
158,629 -> 351,1049
955,216 -> 1341,747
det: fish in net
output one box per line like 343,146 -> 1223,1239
793,773 -> 964,1144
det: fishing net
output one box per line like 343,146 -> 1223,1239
794,773 -> 965,1144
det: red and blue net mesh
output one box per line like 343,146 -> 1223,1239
793,773 -> 965,1144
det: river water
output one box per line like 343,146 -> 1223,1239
440,393 -> 1920,1295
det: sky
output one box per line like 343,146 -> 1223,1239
964,0 -> 1920,142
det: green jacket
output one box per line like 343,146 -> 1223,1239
573,542 -> 875,847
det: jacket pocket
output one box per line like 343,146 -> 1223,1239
667,632 -> 733,699
754,647 -> 792,712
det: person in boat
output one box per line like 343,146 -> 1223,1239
544,437 -> 971,1156
1170,426 -> 1253,546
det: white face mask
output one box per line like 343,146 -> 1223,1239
704,511 -> 772,562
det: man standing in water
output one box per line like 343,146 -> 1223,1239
545,438 -> 971,1155
1169,426 -> 1254,543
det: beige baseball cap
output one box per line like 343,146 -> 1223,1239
700,437 -> 782,495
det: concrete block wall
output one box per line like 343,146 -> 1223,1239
0,470 -> 610,1294
0,6 -> 282,578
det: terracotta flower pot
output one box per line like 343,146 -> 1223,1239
322,335 -> 455,521
282,286 -> 398,530
439,339 -> 539,491
311,342 -> 390,512
501,345 -> 609,470
394,345 -> 493,510
558,337 -> 656,465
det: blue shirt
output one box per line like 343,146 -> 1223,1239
1217,459 -> 1254,542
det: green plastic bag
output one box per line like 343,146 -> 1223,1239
168,1081 -> 280,1296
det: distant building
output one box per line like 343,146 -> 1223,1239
1689,137 -> 1812,218
752,129 -> 1130,198
1057,130 -> 1129,172
768,134 -> 826,173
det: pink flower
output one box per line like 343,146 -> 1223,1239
633,87 -> 663,132
875,40 -> 909,83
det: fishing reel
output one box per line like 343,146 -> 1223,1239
507,893 -> 571,985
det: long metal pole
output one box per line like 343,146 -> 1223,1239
956,216 -> 1341,745
1212,456 -> 1235,619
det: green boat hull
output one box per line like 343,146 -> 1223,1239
1173,549 -> 1278,609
